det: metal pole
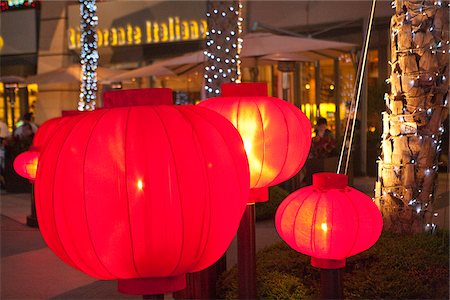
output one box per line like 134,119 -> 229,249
334,58 -> 341,142
237,203 -> 256,299
315,60 -> 321,120
320,268 -> 343,299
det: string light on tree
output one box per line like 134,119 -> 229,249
376,0 -> 448,233
79,0 -> 98,111
204,1 -> 243,98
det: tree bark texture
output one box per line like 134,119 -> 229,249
376,0 -> 449,233
204,0 -> 242,98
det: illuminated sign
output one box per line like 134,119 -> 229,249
1,0 -> 38,11
68,16 -> 207,49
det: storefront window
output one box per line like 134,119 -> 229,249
318,59 -> 336,133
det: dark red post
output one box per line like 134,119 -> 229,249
320,268 -> 343,299
237,203 -> 257,299
143,294 -> 164,300
26,184 -> 38,227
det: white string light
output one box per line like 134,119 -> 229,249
204,1 -> 243,97
78,0 -> 98,111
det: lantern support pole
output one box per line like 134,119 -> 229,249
26,184 -> 38,227
320,268 -> 343,299
143,294 -> 164,300
237,203 -> 256,299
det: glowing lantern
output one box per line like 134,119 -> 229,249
199,83 -> 311,202
275,172 -> 383,269
13,147 -> 40,181
35,105 -> 250,295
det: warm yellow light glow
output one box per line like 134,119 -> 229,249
237,107 -> 266,187
329,84 -> 335,90
26,158 -> 39,179
368,126 -> 376,133
137,180 -> 143,191
305,83 -> 311,90
243,140 -> 253,155
321,222 -> 328,232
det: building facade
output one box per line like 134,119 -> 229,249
1,0 -> 395,175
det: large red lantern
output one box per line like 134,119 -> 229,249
13,147 -> 40,181
276,172 -> 383,269
35,105 -> 250,295
199,83 -> 311,202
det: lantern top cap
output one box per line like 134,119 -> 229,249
221,82 -> 268,97
313,172 -> 348,189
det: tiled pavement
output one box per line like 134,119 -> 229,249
1,175 -> 448,299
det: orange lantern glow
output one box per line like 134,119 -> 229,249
275,173 -> 383,269
13,147 -> 40,181
199,83 -> 311,202
35,105 -> 250,295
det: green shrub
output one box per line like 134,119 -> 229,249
255,186 -> 289,221
218,230 -> 449,299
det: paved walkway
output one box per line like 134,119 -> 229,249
1,175 -> 448,299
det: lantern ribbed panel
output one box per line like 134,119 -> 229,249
275,174 -> 382,262
199,96 -> 311,189
35,105 -> 249,281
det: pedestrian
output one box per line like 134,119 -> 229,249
13,112 -> 37,140
311,117 -> 337,158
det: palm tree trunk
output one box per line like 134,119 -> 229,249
376,0 -> 449,233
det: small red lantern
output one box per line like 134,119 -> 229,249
276,172 -> 383,269
13,147 -> 40,181
199,83 -> 311,202
35,105 -> 249,295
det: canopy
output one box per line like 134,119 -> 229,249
0,76 -> 26,84
26,64 -> 125,85
109,32 -> 355,81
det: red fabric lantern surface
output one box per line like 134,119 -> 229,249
13,147 -> 40,181
198,83 -> 311,202
35,105 -> 250,295
275,172 -> 383,269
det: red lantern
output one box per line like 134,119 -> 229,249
198,83 -> 311,202
35,105 -> 250,295
275,172 -> 383,269
13,147 -> 40,181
